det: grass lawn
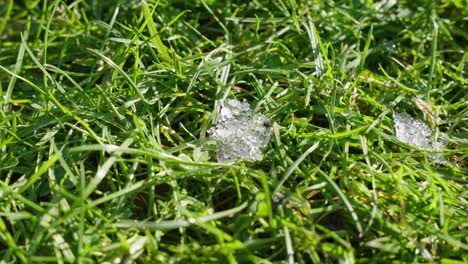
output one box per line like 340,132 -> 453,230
0,0 -> 467,263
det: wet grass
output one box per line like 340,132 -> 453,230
0,0 -> 467,263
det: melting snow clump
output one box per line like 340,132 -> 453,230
209,99 -> 272,162
393,112 -> 447,161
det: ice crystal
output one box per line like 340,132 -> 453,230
209,99 -> 272,162
393,112 -> 447,162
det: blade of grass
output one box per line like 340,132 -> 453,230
427,19 -> 438,100
0,0 -> 13,36
317,168 -> 363,235
18,154 -> 59,194
141,1 -> 172,62
83,138 -> 134,198
114,202 -> 248,231
87,48 -> 146,103
3,27 -> 30,111
273,141 -> 321,194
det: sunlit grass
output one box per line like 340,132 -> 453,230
0,0 -> 466,263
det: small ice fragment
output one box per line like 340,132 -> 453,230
393,112 -> 447,161
393,112 -> 433,149
209,99 -> 272,162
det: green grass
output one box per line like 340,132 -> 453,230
0,0 -> 467,263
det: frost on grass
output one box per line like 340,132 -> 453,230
393,112 -> 447,162
209,99 -> 272,162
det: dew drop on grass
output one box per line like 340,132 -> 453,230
393,112 -> 447,162
209,99 -> 272,162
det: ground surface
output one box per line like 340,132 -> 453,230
0,0 -> 467,263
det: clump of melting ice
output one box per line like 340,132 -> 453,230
393,112 -> 447,162
209,99 -> 272,162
